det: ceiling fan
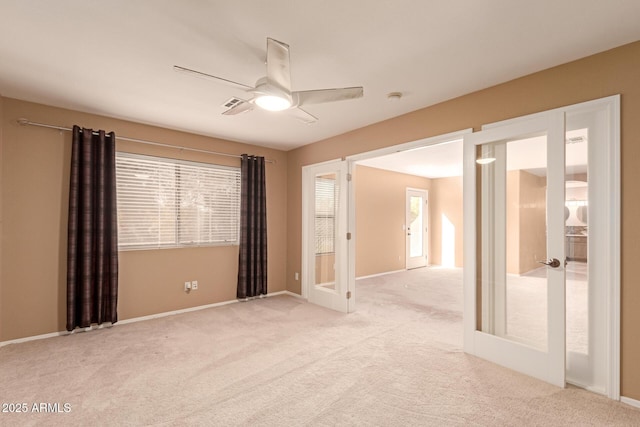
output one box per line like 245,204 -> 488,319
174,37 -> 364,124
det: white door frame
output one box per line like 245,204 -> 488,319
406,188 -> 429,269
464,95 -> 620,399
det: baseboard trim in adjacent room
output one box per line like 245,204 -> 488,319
0,289 -> 294,348
620,396 -> 640,409
356,269 -> 405,281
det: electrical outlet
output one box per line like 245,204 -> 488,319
191,280 -> 198,290
184,281 -> 191,292
295,272 -> 299,281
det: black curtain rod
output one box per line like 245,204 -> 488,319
16,118 -> 276,164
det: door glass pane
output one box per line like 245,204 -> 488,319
314,173 -> 339,291
565,126 -> 589,356
478,133 -> 549,351
409,195 -> 423,257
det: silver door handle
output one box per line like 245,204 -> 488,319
538,258 -> 561,268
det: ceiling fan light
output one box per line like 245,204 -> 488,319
476,157 -> 496,165
255,95 -> 291,111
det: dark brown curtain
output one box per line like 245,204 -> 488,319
237,154 -> 267,299
66,125 -> 119,331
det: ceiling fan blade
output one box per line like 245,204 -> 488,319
293,87 -> 364,106
222,99 -> 253,116
173,65 -> 253,90
288,107 -> 318,124
266,38 -> 291,92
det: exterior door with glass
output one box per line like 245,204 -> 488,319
302,160 -> 351,313
463,112 -> 566,387
406,189 -> 428,269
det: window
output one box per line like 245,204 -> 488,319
115,152 -> 241,250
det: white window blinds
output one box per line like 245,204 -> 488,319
315,177 -> 338,254
115,152 -> 241,250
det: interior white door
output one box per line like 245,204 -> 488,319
302,160 -> 351,312
406,188 -> 428,269
463,111 -> 566,387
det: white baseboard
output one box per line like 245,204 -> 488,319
355,265 -> 463,281
620,396 -> 640,409
0,289 -> 295,348
356,269 -> 405,280
0,330 -> 71,347
277,290 -> 305,299
118,299 -> 239,326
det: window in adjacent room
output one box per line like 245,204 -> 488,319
314,176 -> 337,254
115,152 -> 241,250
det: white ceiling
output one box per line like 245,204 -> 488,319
1,1 -> 639,151
357,139 -> 464,178
357,129 -> 588,179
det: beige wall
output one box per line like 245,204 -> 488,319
354,166 -> 464,274
429,176 -> 463,268
354,165 -> 430,277
286,41 -> 640,399
0,97 -> 288,341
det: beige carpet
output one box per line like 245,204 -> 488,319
1,267 -> 639,426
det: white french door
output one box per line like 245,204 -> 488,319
406,188 -> 428,269
463,112 -> 567,387
302,160 -> 351,312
